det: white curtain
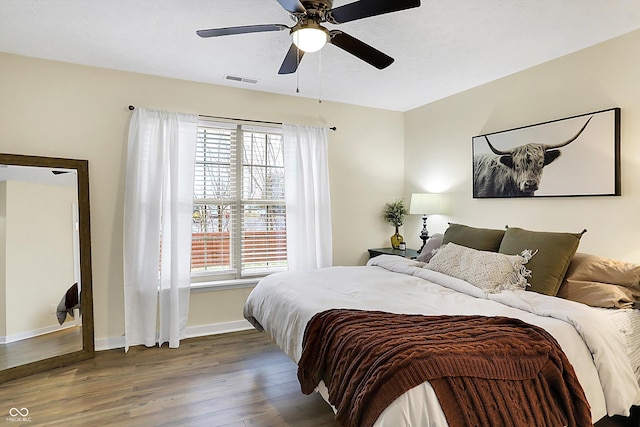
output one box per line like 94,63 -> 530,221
124,108 -> 198,351
283,124 -> 333,270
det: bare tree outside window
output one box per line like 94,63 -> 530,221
192,122 -> 287,280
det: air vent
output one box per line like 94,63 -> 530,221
225,75 -> 258,84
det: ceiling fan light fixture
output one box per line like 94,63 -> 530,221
291,24 -> 328,53
197,0 -> 423,74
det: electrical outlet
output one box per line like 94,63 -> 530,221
50,304 -> 57,314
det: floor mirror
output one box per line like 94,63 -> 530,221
0,153 -> 94,383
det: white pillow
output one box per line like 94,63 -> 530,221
426,243 -> 534,293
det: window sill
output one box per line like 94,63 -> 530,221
190,277 -> 261,293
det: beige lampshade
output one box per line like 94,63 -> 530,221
409,193 -> 446,215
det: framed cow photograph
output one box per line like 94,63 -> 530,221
472,108 -> 620,198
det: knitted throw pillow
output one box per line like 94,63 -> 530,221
426,243 -> 535,293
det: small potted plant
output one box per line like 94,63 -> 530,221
383,199 -> 408,249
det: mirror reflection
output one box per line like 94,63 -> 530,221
0,154 -> 94,382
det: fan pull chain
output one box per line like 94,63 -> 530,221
296,48 -> 300,94
318,50 -> 322,103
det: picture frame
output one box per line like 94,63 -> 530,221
472,108 -> 620,198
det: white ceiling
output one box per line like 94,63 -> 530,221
1,0 -> 639,112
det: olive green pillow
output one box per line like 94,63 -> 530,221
442,223 -> 505,252
499,227 -> 584,296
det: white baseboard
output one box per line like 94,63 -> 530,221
95,335 -> 126,352
185,319 -> 253,339
0,323 -> 78,344
94,319 -> 254,351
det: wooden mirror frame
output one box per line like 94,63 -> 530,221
0,153 -> 94,383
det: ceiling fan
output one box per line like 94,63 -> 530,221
196,0 -> 421,74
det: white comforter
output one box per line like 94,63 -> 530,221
243,255 -> 640,425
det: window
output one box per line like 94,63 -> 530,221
191,119 -> 287,282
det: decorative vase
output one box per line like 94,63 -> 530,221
390,226 -> 404,249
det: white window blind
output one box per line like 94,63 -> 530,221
192,120 -> 287,280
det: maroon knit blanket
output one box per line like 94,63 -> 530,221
297,309 -> 592,427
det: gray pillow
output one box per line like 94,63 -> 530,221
416,233 -> 444,263
56,283 -> 80,325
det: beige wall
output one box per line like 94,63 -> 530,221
3,180 -> 76,335
0,182 -> 6,336
2,29 -> 637,347
0,53 -> 404,344
404,29 -> 640,263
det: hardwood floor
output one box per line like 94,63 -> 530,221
0,330 -> 339,426
0,326 -> 82,370
2,329 -> 637,427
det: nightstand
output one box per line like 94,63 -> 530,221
368,247 -> 419,259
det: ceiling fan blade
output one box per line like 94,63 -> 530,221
328,0 -> 421,24
278,44 -> 305,74
275,0 -> 306,14
329,31 -> 394,69
196,24 -> 288,38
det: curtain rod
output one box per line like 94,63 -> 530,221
128,105 -> 336,131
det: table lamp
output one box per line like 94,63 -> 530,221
409,193 -> 444,254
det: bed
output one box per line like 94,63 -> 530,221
244,224 -> 640,426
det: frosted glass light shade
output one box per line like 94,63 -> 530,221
292,27 -> 328,53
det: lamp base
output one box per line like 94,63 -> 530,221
417,215 -> 429,254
